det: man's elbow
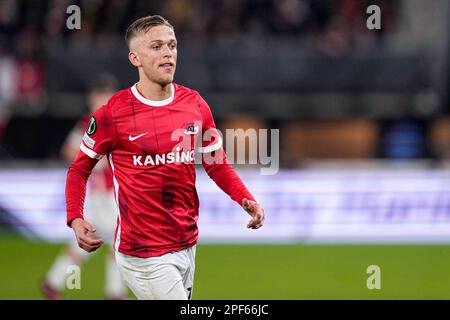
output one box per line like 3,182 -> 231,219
67,154 -> 96,180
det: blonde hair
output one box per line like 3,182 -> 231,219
125,15 -> 174,48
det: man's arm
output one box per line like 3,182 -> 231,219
202,148 -> 265,229
65,103 -> 117,251
197,95 -> 264,229
66,151 -> 104,252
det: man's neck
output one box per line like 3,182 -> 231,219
136,78 -> 172,101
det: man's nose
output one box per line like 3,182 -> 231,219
162,45 -> 172,57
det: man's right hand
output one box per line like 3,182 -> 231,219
70,218 -> 104,252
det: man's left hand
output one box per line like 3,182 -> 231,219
242,198 -> 265,229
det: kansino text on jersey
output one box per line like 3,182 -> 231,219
133,148 -> 195,166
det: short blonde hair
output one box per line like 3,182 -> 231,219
125,15 -> 174,48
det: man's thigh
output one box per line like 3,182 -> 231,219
181,245 -> 196,299
115,251 -> 188,300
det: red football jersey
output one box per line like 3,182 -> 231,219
68,83 -> 255,257
75,115 -> 114,192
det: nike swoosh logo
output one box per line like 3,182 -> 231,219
129,133 -> 148,141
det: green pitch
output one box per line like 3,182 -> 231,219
1,233 -> 450,299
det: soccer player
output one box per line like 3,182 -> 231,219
41,75 -> 127,300
66,15 -> 265,300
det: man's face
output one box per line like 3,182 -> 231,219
129,25 -> 177,86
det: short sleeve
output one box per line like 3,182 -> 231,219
79,105 -> 117,160
197,95 -> 223,153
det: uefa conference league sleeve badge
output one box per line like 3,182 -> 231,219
86,116 -> 97,136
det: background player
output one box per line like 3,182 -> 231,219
41,74 -> 128,300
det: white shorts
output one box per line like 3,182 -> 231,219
115,245 -> 196,300
84,190 -> 118,245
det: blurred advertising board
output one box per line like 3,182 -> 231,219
0,167 -> 449,243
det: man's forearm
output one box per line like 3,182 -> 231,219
202,149 -> 255,205
66,152 -> 97,227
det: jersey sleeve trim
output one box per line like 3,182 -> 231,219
80,143 -> 103,160
196,135 -> 223,153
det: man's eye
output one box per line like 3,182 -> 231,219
170,44 -> 177,49
153,45 -> 161,50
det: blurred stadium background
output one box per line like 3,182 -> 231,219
1,0 -> 450,299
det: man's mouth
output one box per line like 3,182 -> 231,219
160,62 -> 174,69
159,62 -> 174,74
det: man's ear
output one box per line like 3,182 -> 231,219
129,51 -> 141,67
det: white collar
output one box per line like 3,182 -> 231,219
131,83 -> 175,107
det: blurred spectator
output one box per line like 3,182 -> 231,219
14,27 -> 45,103
0,0 -> 399,48
1,0 -> 446,166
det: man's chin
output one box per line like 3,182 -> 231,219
156,76 -> 174,87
